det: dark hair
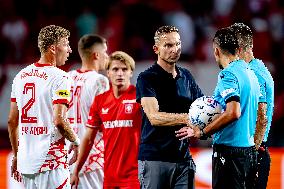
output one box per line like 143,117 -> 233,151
38,25 -> 70,53
78,34 -> 107,59
213,27 -> 239,55
229,23 -> 253,49
154,25 -> 179,44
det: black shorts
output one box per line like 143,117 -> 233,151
212,144 -> 257,189
255,142 -> 271,189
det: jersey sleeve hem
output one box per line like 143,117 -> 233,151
86,124 -> 100,129
258,97 -> 266,103
53,99 -> 69,105
11,98 -> 16,102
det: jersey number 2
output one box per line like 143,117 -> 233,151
21,83 -> 37,123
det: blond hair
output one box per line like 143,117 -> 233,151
106,51 -> 135,71
154,25 -> 179,44
38,25 -> 70,54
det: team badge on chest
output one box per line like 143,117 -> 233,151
125,103 -> 133,114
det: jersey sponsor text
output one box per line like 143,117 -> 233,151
103,120 -> 133,128
21,69 -> 48,80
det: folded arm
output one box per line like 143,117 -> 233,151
141,97 -> 189,127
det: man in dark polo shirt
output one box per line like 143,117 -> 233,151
136,25 -> 203,189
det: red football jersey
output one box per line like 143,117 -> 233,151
86,85 -> 141,187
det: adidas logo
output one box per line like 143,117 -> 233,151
102,108 -> 109,114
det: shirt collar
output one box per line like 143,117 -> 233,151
34,62 -> 53,67
153,62 -> 182,79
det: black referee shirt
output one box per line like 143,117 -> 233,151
136,63 -> 203,162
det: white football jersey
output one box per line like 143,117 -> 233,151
11,63 -> 72,174
67,69 -> 109,173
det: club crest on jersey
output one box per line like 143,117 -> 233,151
125,104 -> 133,114
56,90 -> 70,98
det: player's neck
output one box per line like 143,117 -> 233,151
38,54 -> 56,66
157,59 -> 177,78
222,55 -> 239,68
80,60 -> 100,72
80,64 -> 99,72
112,83 -> 130,98
239,48 -> 254,63
244,52 -> 254,63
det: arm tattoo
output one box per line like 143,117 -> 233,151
55,116 -> 77,142
148,112 -> 189,126
254,102 -> 268,150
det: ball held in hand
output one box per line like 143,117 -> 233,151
188,96 -> 222,129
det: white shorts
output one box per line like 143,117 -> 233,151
22,168 -> 70,189
77,169 -> 103,189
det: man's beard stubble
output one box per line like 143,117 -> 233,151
160,55 -> 179,65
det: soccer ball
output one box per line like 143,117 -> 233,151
188,96 -> 222,129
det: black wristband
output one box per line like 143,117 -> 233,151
200,128 -> 209,140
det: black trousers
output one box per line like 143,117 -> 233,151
212,144 -> 257,189
255,142 -> 271,189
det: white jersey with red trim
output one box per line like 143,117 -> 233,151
67,69 -> 109,173
10,63 -> 72,174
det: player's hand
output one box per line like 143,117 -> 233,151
175,127 -> 194,140
192,126 -> 202,138
70,171 -> 79,189
11,156 -> 22,182
68,144 -> 79,165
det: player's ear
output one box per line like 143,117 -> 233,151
214,47 -> 220,59
50,45 -> 56,54
129,70 -> 133,78
93,52 -> 99,60
153,45 -> 159,55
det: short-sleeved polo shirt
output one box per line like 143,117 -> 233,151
136,63 -> 203,162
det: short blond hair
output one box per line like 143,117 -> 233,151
106,51 -> 135,71
154,25 -> 179,44
38,25 -> 70,54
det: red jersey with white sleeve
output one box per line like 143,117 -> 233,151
67,69 -> 109,173
10,63 -> 72,174
86,85 -> 141,187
